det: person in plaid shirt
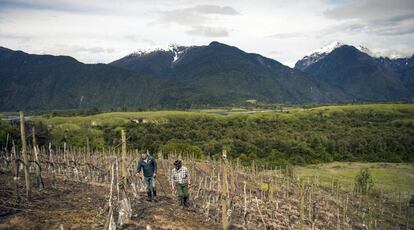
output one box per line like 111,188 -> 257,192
171,160 -> 191,207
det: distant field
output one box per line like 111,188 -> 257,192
34,110 -> 220,127
294,162 -> 414,193
307,103 -> 414,115
34,103 -> 414,117
33,103 -> 414,127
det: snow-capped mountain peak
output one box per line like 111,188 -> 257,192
127,44 -> 189,64
295,41 -> 344,70
310,41 -> 344,55
307,42 -> 376,57
295,42 -> 380,70
128,47 -> 167,57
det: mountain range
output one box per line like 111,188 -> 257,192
296,42 -> 414,101
0,41 -> 413,110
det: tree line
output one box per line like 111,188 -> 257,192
1,107 -> 413,167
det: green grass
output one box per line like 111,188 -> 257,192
33,103 -> 414,141
308,103 -> 414,115
35,111 -> 222,127
35,103 -> 414,124
294,162 -> 414,193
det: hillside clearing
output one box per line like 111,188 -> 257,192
294,162 -> 414,193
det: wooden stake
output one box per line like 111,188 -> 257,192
243,181 -> 247,216
299,180 -> 304,230
19,111 -> 31,200
121,129 -> 127,186
255,196 -> 266,228
221,150 -> 229,230
12,140 -> 20,203
32,127 -> 43,190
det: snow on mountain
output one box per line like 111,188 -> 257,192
129,48 -> 160,57
295,42 -> 379,70
127,44 -> 188,64
294,41 -> 344,70
168,44 -> 186,63
310,41 -> 343,56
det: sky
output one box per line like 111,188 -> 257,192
0,0 -> 414,67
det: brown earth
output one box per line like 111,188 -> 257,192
0,170 -> 218,230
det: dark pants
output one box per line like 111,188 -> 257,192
144,176 -> 156,194
175,183 -> 189,198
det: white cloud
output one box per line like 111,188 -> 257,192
0,0 -> 413,67
324,0 -> 414,21
187,26 -> 230,37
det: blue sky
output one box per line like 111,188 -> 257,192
0,0 -> 413,66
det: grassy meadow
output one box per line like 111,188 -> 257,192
294,162 -> 414,193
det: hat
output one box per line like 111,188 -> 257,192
174,160 -> 182,166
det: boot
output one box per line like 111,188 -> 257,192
183,197 -> 189,207
152,190 -> 157,202
179,197 -> 184,206
147,191 -> 152,201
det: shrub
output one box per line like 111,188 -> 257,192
354,168 -> 374,195
160,142 -> 203,158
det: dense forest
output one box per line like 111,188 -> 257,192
1,104 -> 414,167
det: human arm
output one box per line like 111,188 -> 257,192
171,169 -> 176,191
185,167 -> 191,186
136,160 -> 142,175
152,158 -> 157,177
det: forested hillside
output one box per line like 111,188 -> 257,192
2,104 -> 413,166
2,42 -> 414,111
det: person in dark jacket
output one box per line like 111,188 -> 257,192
136,151 -> 157,201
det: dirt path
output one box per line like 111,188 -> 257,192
125,195 -> 216,230
0,172 -> 107,229
124,168 -> 218,230
0,170 -> 218,229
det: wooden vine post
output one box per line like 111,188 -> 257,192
19,111 -> 31,200
121,129 -> 127,186
299,179 -> 305,230
12,140 -> 20,203
32,127 -> 43,189
118,129 -> 132,228
221,149 -> 229,230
